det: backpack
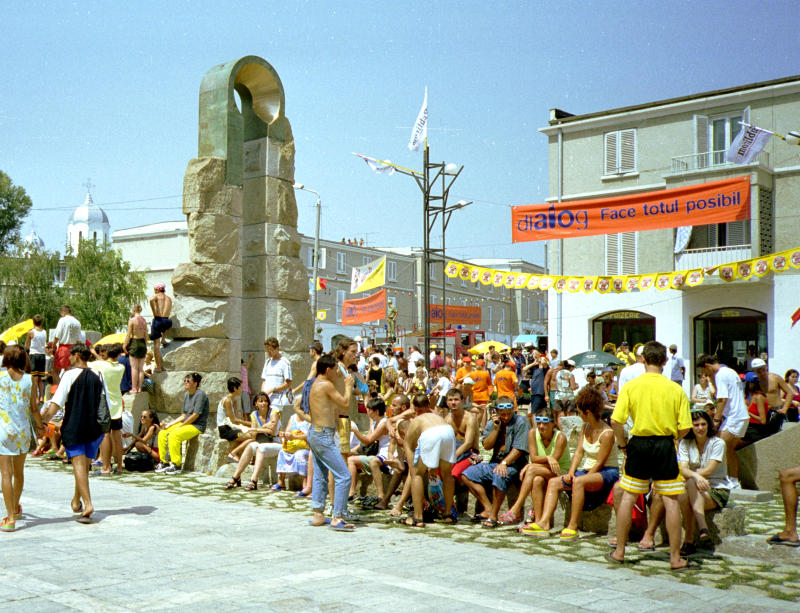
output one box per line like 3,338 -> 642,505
300,378 -> 316,414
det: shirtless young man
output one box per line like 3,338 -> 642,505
444,388 -> 481,483
148,283 -> 173,373
306,353 -> 355,531
403,411 -> 458,527
751,358 -> 794,417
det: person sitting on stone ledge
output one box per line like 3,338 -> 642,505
216,377 -> 252,462
155,372 -> 209,475
741,376 -> 769,445
276,410 -> 311,496
675,408 -> 732,554
521,386 -> 617,539
508,406 -> 570,528
225,392 -> 282,491
347,397 -> 392,509
768,464 -> 800,547
461,396 -> 530,528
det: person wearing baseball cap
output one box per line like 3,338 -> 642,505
455,355 -> 474,388
616,341 -> 635,366
749,357 -> 795,422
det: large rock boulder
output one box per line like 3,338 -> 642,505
737,422 -> 800,491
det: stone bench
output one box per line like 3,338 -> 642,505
737,422 -> 800,491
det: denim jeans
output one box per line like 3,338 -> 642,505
307,425 -> 352,518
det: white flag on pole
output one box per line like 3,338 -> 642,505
408,87 -> 428,152
353,152 -> 395,175
725,123 -> 773,164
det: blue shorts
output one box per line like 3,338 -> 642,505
65,435 -> 105,460
150,316 -> 173,340
462,461 -> 520,493
566,466 -> 619,511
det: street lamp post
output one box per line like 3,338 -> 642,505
294,183 -> 321,324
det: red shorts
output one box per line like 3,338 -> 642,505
54,344 -> 72,371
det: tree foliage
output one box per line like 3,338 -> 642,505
0,243 -> 64,332
63,240 -> 147,334
0,171 -> 33,252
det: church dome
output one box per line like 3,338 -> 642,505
70,192 -> 109,224
23,228 -> 45,248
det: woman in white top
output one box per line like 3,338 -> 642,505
224,392 -> 281,491
691,373 -> 716,412
348,397 -> 392,509
523,386 -> 618,540
677,409 -> 731,553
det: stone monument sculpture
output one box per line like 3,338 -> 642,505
153,55 -> 312,447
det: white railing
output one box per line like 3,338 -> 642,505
671,149 -> 769,172
674,245 -> 751,270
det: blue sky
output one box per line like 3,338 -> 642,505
3,0 -> 799,265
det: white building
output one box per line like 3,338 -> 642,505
541,75 -> 800,387
67,191 -> 110,253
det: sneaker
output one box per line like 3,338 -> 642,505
342,509 -> 361,522
154,462 -> 168,474
729,478 -> 742,490
164,463 -> 181,475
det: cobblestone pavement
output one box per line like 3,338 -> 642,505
2,460 -> 798,611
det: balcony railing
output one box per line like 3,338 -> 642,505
674,244 -> 751,270
671,149 -> 769,173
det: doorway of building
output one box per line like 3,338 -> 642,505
592,310 -> 656,352
693,307 -> 767,375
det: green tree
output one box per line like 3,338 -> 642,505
0,171 -> 33,252
64,240 -> 147,334
0,242 -> 64,333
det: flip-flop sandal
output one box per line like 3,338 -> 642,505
295,491 -> 309,497
767,533 -> 800,547
308,518 -> 331,526
470,514 -> 488,523
606,550 -> 625,565
519,522 -> 549,537
270,484 -> 283,491
0,517 -> 15,532
91,470 -> 112,477
637,543 -> 656,552
498,510 -> 521,525
329,522 -> 356,532
75,515 -> 93,524
14,505 -> 22,520
482,518 -> 499,528
559,528 -> 578,541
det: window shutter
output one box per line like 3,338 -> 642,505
604,132 -> 618,174
336,290 -> 345,323
742,105 -> 751,126
725,220 -> 747,246
694,114 -> 709,168
318,247 -> 327,270
707,224 -> 719,247
605,234 -> 620,275
620,129 -> 636,172
620,232 -> 637,275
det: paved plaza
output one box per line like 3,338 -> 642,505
1,462 -> 798,612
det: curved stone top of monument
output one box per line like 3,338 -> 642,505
198,55 -> 290,186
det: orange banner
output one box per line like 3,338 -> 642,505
341,289 -> 386,325
512,176 -> 750,242
428,304 -> 482,326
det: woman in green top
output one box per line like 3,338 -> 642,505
498,407 -> 570,525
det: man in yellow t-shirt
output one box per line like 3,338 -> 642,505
609,341 -> 692,570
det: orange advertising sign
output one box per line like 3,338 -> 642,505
428,304 -> 482,326
341,289 -> 386,325
512,176 -> 750,242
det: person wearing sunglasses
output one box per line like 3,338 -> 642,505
504,408 -> 570,526
461,396 -> 530,528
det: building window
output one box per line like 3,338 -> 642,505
387,260 -> 397,282
498,308 -> 505,333
686,221 -> 750,250
428,262 -> 437,281
460,277 -> 467,287
445,297 -> 451,306
362,255 -> 371,266
526,297 -> 531,321
488,305 -> 493,331
603,128 -> 636,175
488,284 -> 494,294
93,231 -> 97,240
694,108 -> 749,167
336,252 -> 346,274
336,290 -> 345,323
605,232 -> 637,275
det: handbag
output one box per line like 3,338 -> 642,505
283,431 -> 309,453
124,449 -> 155,472
358,440 -> 379,456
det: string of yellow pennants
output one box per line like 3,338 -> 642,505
444,246 -> 800,294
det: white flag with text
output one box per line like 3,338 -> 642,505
408,87 -> 428,152
725,124 -> 773,164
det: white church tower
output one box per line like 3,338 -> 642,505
67,181 -> 110,253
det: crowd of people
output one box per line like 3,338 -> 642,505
3,296 -> 800,570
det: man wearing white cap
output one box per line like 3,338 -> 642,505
751,358 -> 794,420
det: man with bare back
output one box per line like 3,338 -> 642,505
148,283 -> 173,373
307,353 -> 355,531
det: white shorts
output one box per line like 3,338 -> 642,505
721,414 -> 748,438
249,441 -> 282,457
414,424 -> 457,468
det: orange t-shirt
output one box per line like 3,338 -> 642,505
471,370 -> 493,403
494,368 -> 518,402
455,366 -> 473,383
